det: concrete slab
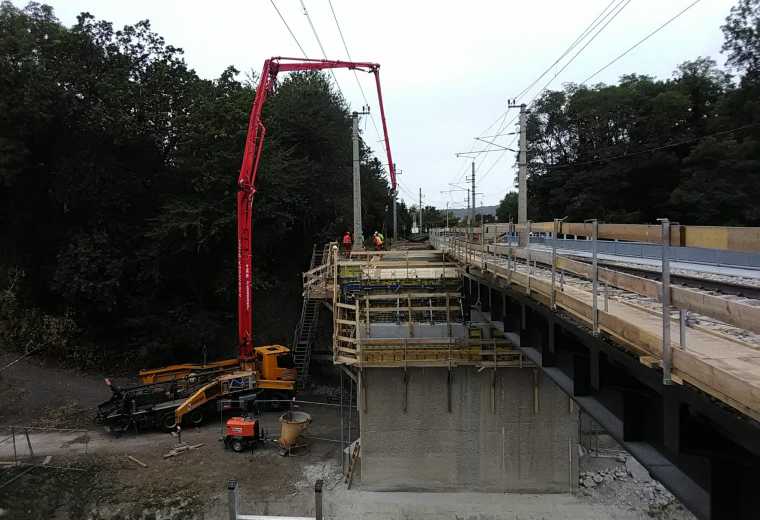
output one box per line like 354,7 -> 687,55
325,489 -> 647,519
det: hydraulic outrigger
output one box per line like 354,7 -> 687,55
97,57 -> 397,432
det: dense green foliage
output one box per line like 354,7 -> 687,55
496,192 -> 518,223
0,2 -> 391,367
496,0 -> 760,226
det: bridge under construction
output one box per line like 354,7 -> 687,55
300,221 -> 760,520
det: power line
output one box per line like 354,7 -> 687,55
269,0 -> 308,58
449,109 -> 510,185
457,0 -> 630,185
480,134 -> 519,183
299,0 -> 343,94
530,0 -> 633,104
452,1 -> 629,187
327,0 -> 383,143
513,0 -> 620,101
470,0 -> 633,186
545,123 -> 760,170
479,0 -> 706,196
455,0 -> 706,205
396,180 -> 417,200
581,0 -> 703,85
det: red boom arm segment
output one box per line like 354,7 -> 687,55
237,57 -> 397,360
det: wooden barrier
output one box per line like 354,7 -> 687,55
478,220 -> 760,252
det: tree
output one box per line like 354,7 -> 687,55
496,192 -> 518,222
722,0 -> 760,79
523,51 -> 758,225
0,3 -> 393,366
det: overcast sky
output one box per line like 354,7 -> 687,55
46,0 -> 735,209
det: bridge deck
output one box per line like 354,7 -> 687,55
436,236 -> 760,423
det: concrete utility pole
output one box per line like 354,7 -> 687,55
351,109 -> 370,249
517,104 -> 528,224
392,189 -> 398,240
466,190 -> 470,240
470,161 -> 476,229
351,112 -> 363,250
507,102 -> 528,246
419,187 -> 423,232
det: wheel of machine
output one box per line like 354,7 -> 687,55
231,438 -> 245,453
188,409 -> 204,426
159,412 -> 177,432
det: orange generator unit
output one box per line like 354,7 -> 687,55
224,416 -> 260,452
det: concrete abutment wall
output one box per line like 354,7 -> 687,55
359,366 -> 578,492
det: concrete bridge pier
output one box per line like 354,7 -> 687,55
358,365 -> 579,492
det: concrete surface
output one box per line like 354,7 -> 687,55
325,489 -> 648,519
362,323 -> 466,339
359,366 -> 578,493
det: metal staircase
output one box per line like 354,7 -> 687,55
292,245 -> 327,389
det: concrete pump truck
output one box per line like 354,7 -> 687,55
97,57 -> 397,433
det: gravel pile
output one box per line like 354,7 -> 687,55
579,457 -> 696,520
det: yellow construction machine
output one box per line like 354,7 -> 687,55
97,345 -> 295,433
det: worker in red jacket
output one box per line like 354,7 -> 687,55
342,231 -> 352,258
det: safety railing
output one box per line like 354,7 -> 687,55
431,220 -> 760,420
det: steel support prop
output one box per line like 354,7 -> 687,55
228,480 -> 239,520
588,219 -> 599,334
659,218 -> 673,385
679,310 -> 687,349
314,480 -> 323,520
551,218 -> 565,308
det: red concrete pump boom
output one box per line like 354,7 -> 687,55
237,57 -> 397,361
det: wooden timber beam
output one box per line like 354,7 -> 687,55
364,292 -> 461,300
450,243 -> 760,423
478,221 -> 760,252
489,243 -> 760,335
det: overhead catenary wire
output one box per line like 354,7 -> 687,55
581,0 -> 703,85
269,0 -> 309,58
451,0 -> 628,188
452,110 -> 512,185
458,0 -> 634,198
396,180 -> 417,201
529,0 -> 633,105
479,133 -> 519,184
454,0 -> 709,208
513,0 -> 620,101
327,0 -> 383,144
299,0 -> 344,95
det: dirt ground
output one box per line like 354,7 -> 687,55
0,353 -> 695,519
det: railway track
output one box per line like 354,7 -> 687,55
587,259 -> 760,300
492,246 -> 760,301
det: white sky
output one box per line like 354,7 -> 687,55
46,0 -> 734,208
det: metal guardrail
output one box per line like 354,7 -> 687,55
227,479 -> 322,520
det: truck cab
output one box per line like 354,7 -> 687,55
254,345 -> 297,382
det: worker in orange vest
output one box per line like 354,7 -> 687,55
342,230 -> 352,258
